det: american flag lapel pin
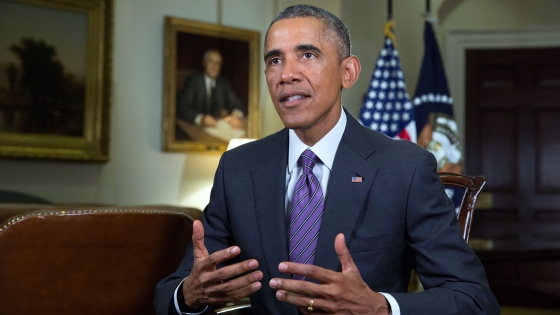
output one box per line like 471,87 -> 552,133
352,176 -> 363,183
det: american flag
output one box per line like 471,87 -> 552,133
359,21 -> 416,142
352,176 -> 363,183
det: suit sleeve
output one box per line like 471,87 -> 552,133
177,75 -> 204,124
391,151 -> 500,315
154,153 -> 236,315
220,79 -> 245,115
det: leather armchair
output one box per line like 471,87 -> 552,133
0,205 -> 201,315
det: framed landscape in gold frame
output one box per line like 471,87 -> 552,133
0,0 -> 112,162
162,17 -> 260,153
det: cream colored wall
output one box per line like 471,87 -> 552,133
1,0 -> 559,209
440,0 -> 560,28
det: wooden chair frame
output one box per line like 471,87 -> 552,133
438,172 -> 486,243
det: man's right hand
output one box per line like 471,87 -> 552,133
201,115 -> 217,127
182,220 -> 263,309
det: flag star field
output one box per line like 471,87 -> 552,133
359,37 -> 415,141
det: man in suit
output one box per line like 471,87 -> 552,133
156,5 -> 499,315
176,49 -> 245,130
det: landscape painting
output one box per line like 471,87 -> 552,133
0,0 -> 87,136
0,0 -> 112,162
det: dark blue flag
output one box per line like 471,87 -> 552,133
413,20 -> 462,172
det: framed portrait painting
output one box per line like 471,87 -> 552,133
162,17 -> 260,152
0,0 -> 112,162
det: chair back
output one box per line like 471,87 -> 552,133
439,172 -> 486,242
0,205 -> 201,315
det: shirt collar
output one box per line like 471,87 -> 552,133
204,75 -> 216,87
288,108 -> 347,173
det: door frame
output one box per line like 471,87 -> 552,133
445,26 -> 560,157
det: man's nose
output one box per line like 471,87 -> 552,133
280,58 -> 302,84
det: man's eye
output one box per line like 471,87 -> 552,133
303,52 -> 314,59
270,58 -> 281,64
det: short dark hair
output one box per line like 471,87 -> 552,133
265,4 -> 351,62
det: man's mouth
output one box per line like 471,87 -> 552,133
280,94 -> 308,103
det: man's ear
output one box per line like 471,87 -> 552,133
341,56 -> 361,89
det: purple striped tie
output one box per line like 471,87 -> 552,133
289,149 -> 324,280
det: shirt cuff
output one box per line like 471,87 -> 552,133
231,109 -> 244,119
379,292 -> 400,315
194,114 -> 203,126
174,277 -> 208,315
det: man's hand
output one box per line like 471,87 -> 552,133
269,234 -> 390,314
223,114 -> 244,130
201,115 -> 218,127
182,220 -> 263,309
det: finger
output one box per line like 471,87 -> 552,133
277,262 -> 337,284
195,246 -> 242,272
334,233 -> 357,273
192,220 -> 208,259
204,116 -> 217,126
204,281 -> 262,305
298,298 -> 337,315
269,277 -> 323,298
298,300 -> 337,315
275,290 -> 332,313
200,259 -> 260,285
204,270 -> 263,295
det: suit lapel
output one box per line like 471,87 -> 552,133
252,130 -> 291,281
314,115 -> 379,273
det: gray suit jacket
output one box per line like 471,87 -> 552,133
155,110 -> 499,315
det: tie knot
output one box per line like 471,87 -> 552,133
300,149 -> 319,174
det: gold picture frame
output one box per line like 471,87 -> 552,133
162,17 -> 260,153
0,0 -> 112,162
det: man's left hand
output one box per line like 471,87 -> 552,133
269,234 -> 390,315
223,114 -> 244,130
